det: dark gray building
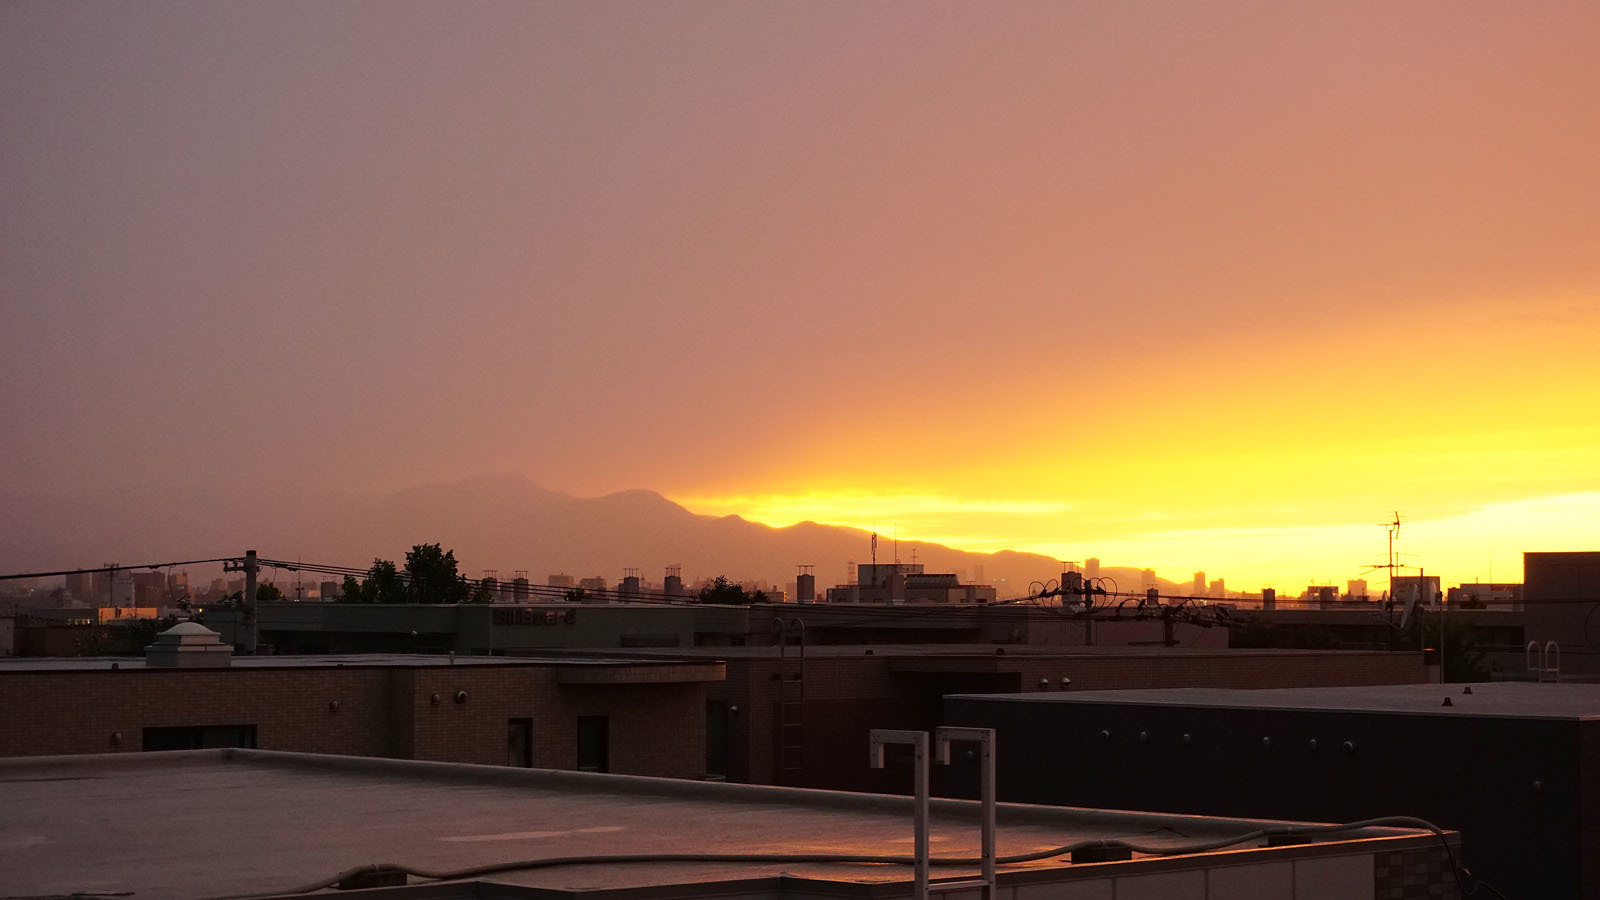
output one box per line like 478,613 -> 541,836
946,682 -> 1600,900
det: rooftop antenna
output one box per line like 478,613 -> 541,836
1386,512 -> 1402,599
871,533 -> 878,568
1360,512 -> 1405,611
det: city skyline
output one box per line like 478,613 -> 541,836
0,475 -> 1576,600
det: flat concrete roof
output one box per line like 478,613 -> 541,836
0,749 -> 1439,899
949,682 -> 1600,720
0,652 -> 722,674
555,643 -> 1400,661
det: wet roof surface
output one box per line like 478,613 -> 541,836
0,750 -> 1427,899
0,653 -> 699,672
950,681 -> 1600,720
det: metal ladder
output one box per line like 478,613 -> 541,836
774,618 -> 806,786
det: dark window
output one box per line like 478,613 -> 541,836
577,715 -> 609,773
508,718 -> 533,768
142,724 -> 257,752
706,701 -> 729,778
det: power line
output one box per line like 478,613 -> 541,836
0,558 -> 237,582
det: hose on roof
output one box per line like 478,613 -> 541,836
206,815 -> 1507,900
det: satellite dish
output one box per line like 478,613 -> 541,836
1399,583 -> 1420,630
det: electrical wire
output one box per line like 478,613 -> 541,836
0,558 -> 237,582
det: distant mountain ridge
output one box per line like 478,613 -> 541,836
0,474 -> 1175,597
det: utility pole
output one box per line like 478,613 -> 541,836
1429,567 -> 1445,684
1064,568 -> 1090,646
224,550 -> 259,653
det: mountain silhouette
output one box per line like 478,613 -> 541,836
0,474 -> 1175,597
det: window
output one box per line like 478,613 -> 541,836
142,724 -> 257,752
706,701 -> 729,778
576,715 -> 609,773
507,718 -> 533,768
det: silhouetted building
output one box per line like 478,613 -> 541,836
64,572 -> 93,600
1447,582 -> 1521,609
1523,551 -> 1600,677
826,565 -> 994,604
1391,575 -> 1442,610
946,682 -> 1600,900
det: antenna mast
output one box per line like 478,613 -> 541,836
1386,512 -> 1402,601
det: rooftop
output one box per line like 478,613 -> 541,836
0,652 -> 722,675
949,681 -> 1600,720
0,749 -> 1445,899
561,643 -> 1402,660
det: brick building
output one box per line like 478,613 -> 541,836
2,626 -> 1424,794
0,645 -> 721,777
200,600 -> 1233,655
680,644 -> 1424,792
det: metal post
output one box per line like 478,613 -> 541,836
935,727 -> 996,900
870,729 -> 929,900
243,550 -> 258,655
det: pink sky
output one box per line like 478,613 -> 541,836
3,2 -> 1596,588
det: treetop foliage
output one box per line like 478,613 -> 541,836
698,575 -> 767,605
337,543 -> 489,604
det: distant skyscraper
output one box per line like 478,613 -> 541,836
1085,558 -> 1100,580
1193,572 -> 1206,595
65,572 -> 92,599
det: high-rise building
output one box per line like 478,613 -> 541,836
1193,572 -> 1206,595
1391,575 -> 1441,609
65,572 -> 93,599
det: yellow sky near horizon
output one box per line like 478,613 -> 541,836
674,292 -> 1600,590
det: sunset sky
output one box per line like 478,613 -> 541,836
3,2 -> 1596,591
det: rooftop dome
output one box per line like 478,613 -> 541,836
160,621 -> 219,637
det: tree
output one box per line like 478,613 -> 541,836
336,544 -> 475,604
339,558 -> 407,604
403,543 -> 469,604
256,583 -> 285,604
1401,614 -> 1492,682
698,575 -> 766,605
